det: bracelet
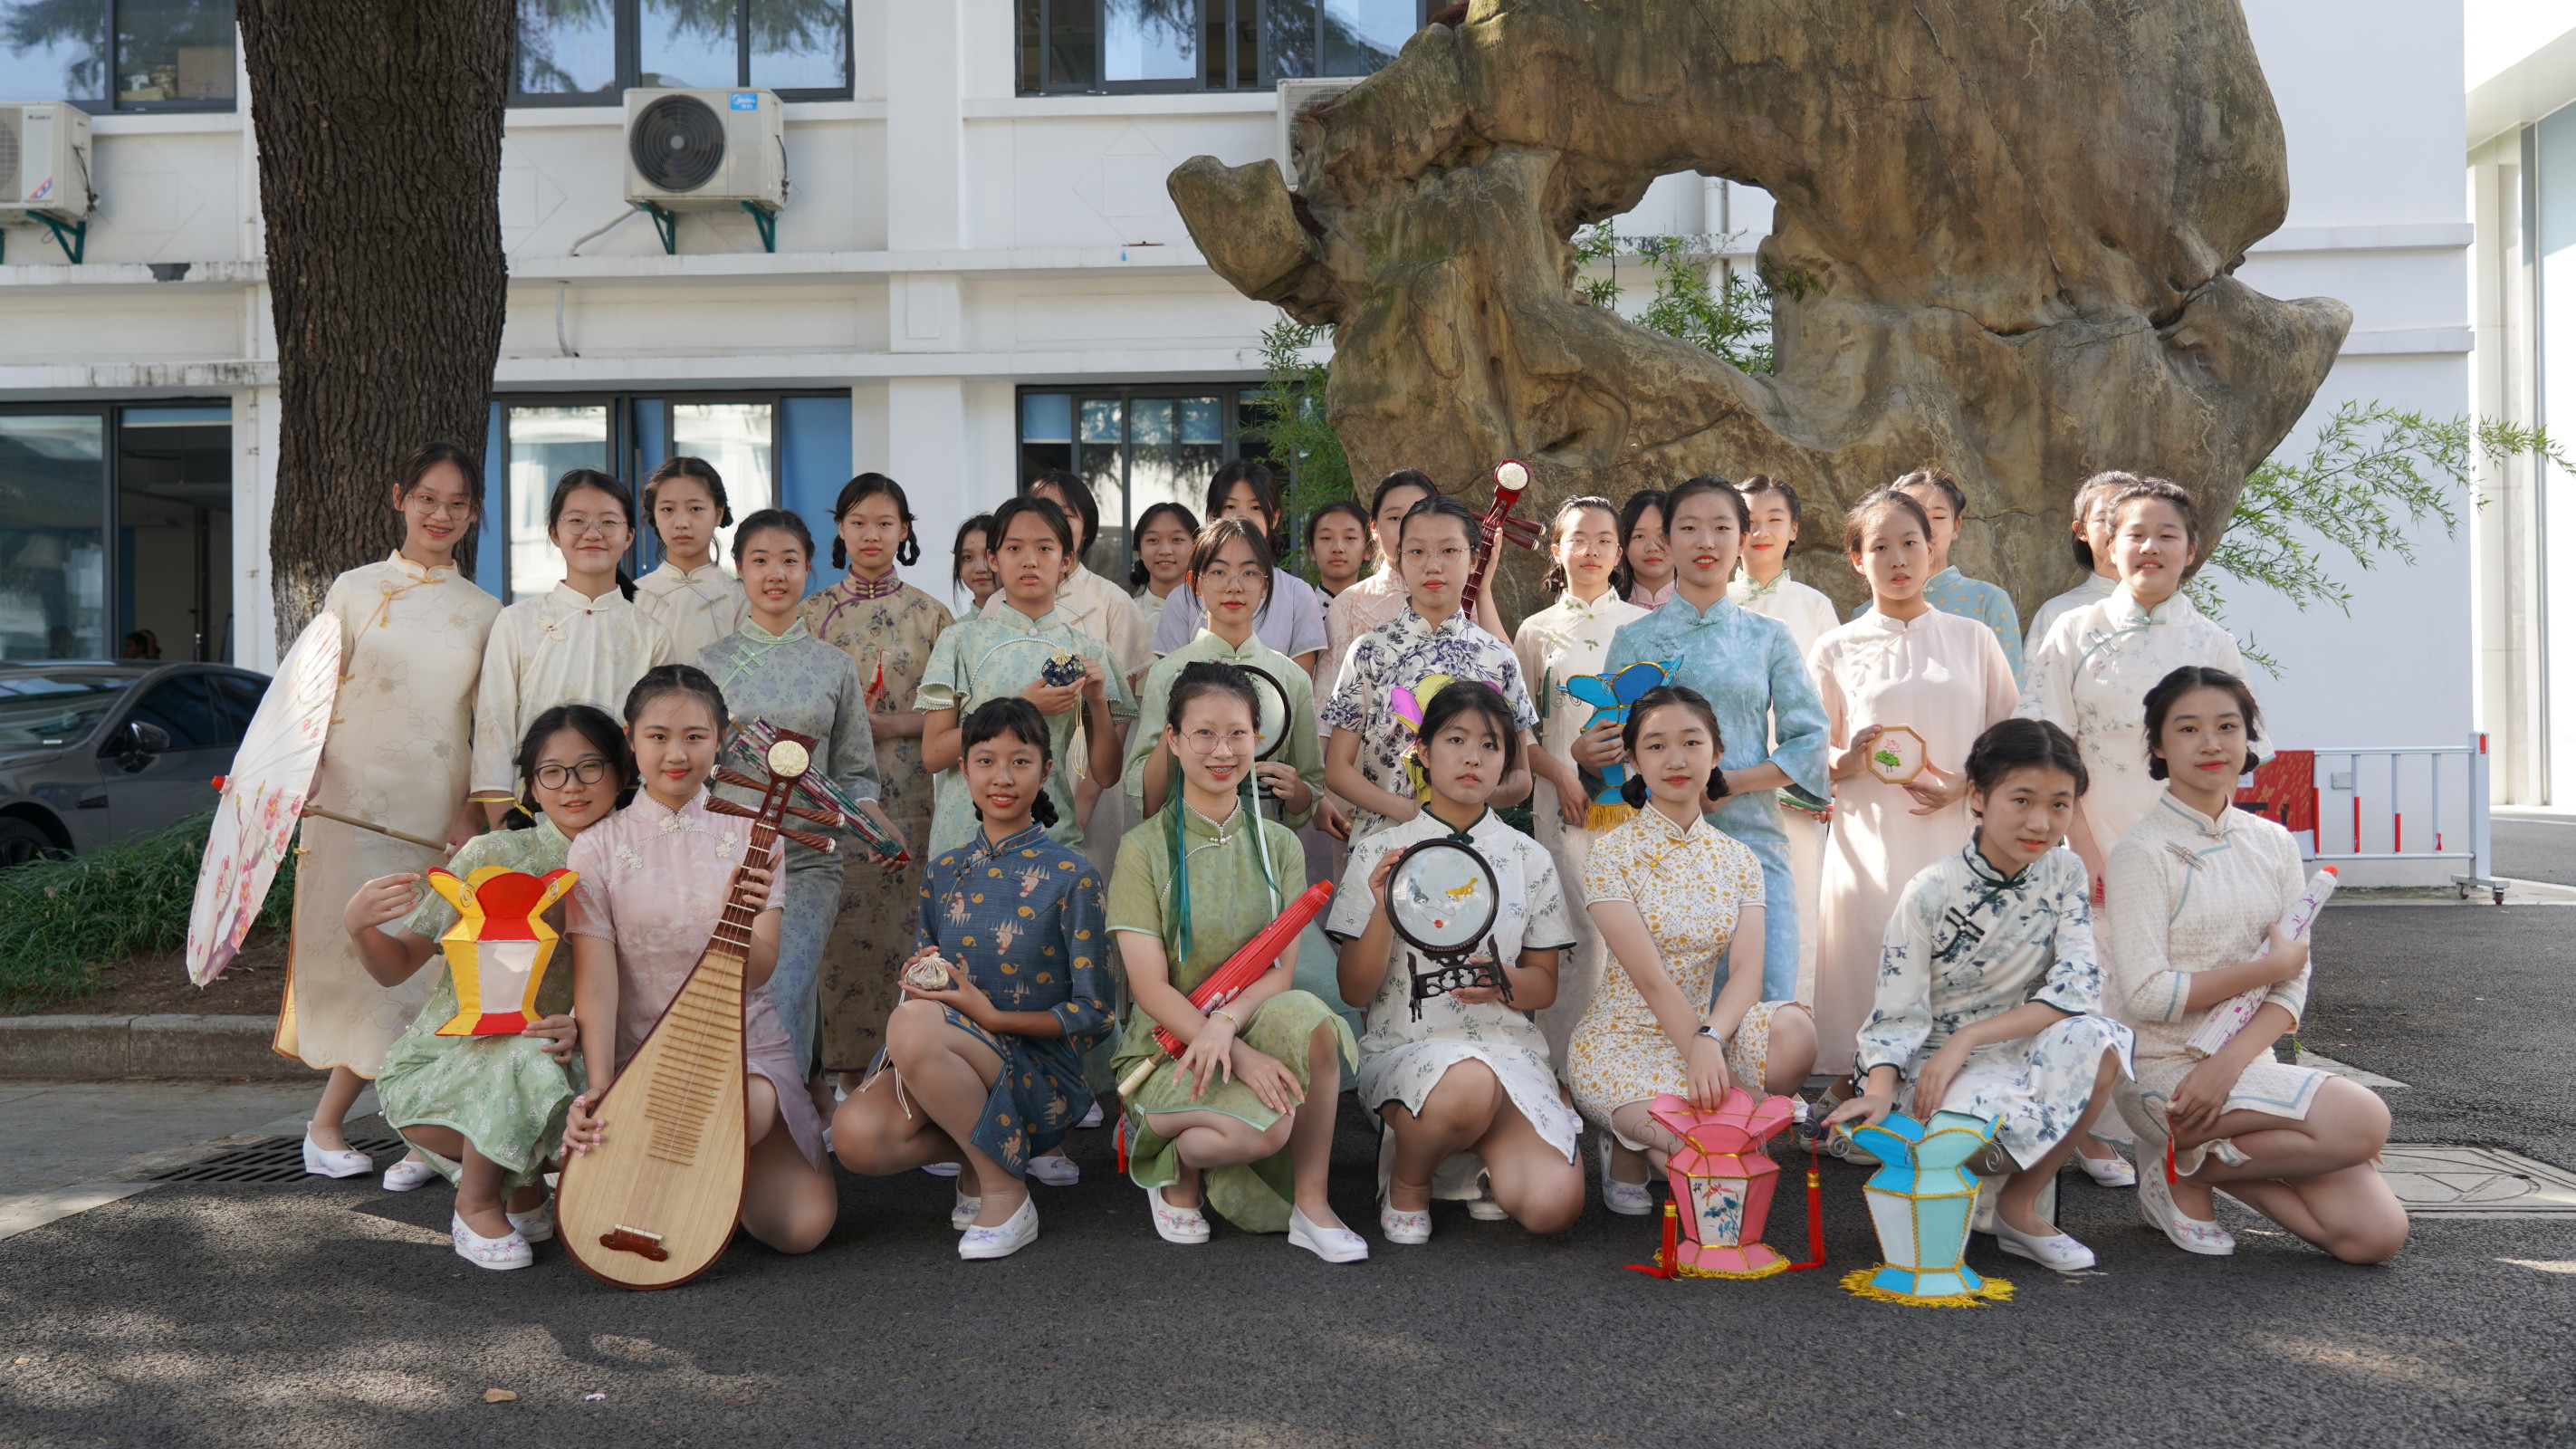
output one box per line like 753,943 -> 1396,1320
1211,1009 -> 1240,1030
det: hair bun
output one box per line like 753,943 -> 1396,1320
1029,791 -> 1061,829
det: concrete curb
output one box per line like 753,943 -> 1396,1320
0,1014 -> 307,1080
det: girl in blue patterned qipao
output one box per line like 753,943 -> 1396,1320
829,698 -> 1113,1262
1824,719 -> 2133,1274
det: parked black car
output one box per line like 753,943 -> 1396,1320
0,661 -> 272,866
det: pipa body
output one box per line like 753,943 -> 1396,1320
556,735 -> 814,1290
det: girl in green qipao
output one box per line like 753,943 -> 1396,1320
342,705 -> 633,1271
1108,662 -> 1365,1262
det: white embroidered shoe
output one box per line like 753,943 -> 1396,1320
958,1196 -> 1039,1261
1379,1186 -> 1432,1245
1146,1185 -> 1211,1244
1600,1137 -> 1654,1216
1077,1102 -> 1106,1129
2077,1151 -> 2139,1188
1288,1207 -> 1370,1263
1463,1169 -> 1509,1221
1990,1215 -> 2097,1271
1027,1152 -> 1079,1187
451,1213 -> 532,1271
2140,1164 -> 2236,1256
505,1198 -> 556,1243
380,1156 -> 437,1192
950,1184 -> 983,1232
301,1133 -> 371,1180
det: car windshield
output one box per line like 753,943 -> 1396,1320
0,673 -> 132,751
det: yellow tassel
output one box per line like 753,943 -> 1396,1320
1675,1258 -> 1791,1281
1585,801 -> 1637,832
1837,1266 -> 2016,1308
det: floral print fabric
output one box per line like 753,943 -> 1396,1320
1321,604 -> 1538,845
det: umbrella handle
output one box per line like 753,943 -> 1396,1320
301,804 -> 446,853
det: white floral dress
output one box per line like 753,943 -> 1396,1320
1322,604 -> 1538,845
1568,808 -> 1782,1142
1855,845 -> 2135,1168
1328,810 -> 1582,1170
2018,587 -> 2251,858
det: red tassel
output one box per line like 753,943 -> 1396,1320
1623,1200 -> 1679,1279
1786,1143 -> 1827,1271
1114,1114 -> 1129,1175
2164,1136 -> 2178,1185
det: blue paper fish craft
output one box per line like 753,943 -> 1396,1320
1558,659 -> 1674,804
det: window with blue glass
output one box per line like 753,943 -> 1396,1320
0,0 -> 235,111
1018,386 -> 1248,581
513,0 -> 851,105
1017,0 -> 1423,94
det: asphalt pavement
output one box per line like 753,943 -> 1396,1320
1,906 -> 2571,1448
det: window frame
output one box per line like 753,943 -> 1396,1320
37,0 -> 242,115
508,0 -> 855,109
1013,383 -> 1260,585
1016,0 -> 1424,96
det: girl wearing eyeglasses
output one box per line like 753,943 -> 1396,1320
696,509 -> 905,1086
341,705 -> 630,1270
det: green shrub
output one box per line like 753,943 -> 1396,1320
0,811 -> 296,1012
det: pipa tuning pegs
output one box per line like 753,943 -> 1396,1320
776,825 -> 838,853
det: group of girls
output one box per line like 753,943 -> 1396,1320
290,440 -> 2404,1278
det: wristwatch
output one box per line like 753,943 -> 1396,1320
1694,1023 -> 1722,1041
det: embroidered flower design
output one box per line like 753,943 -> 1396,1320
616,846 -> 645,870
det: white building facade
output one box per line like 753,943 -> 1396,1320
0,2 -> 2480,792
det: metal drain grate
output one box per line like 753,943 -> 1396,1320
2378,1145 -> 2576,1216
151,1136 -> 407,1185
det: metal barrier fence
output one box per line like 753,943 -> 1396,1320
2234,734 -> 2503,901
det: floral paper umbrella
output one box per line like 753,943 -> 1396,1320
184,613 -> 339,985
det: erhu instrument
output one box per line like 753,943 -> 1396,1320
556,732 -> 838,1291
1456,458 -> 1545,619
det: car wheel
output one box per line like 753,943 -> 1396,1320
0,817 -> 56,869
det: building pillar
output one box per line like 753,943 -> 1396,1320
888,375 -> 970,604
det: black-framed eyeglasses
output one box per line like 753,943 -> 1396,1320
534,758 -> 612,790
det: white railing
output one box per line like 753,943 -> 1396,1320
2290,734 -> 2500,900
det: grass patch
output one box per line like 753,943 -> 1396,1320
0,811 -> 295,1012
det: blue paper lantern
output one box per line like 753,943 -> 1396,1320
1839,1109 -> 2015,1307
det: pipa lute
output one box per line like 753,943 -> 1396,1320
556,733 -> 836,1291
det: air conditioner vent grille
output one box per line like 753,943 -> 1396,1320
0,110 -> 21,197
629,94 -> 726,193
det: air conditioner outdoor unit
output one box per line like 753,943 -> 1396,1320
1276,78 -> 1361,187
624,87 -> 785,212
0,101 -> 93,223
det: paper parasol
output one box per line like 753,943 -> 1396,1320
184,613 -> 340,985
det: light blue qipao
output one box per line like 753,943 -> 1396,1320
1604,594 -> 1827,1002
696,618 -> 884,1070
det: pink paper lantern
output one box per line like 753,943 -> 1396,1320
1647,1089 -> 1800,1278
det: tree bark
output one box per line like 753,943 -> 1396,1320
239,0 -> 513,646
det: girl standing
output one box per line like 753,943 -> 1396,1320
953,513 -> 999,617
1885,469 -> 2025,686
1025,468 -> 1154,685
1508,496 -> 1646,1070
1324,495 -> 1554,846
697,509 -> 895,1076
1824,718 -> 2135,1272
286,442 -> 502,1185
1807,489 -> 2017,1078
1306,500 -> 1373,603
801,474 -> 956,1082
2026,470 -> 2129,645
633,456 -> 746,663
344,705 -> 628,1268
1108,662 -> 1363,1260
1591,476 -> 1830,1004
1149,461 -> 1331,672
560,665 -> 838,1257
1331,682 -> 1585,1243
1324,470 -> 1436,691
1569,686 -> 1819,1212
2019,476 -> 2252,888
1129,501 -> 1202,638
1125,519 -> 1321,828
830,698 -> 1114,1261
472,469 -> 674,827
915,496 -> 1134,859
2106,669 -> 2407,1264
1617,490 -> 1675,609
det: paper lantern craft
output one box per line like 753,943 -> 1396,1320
1384,837 -> 1507,1019
429,866 -> 579,1037
1863,724 -> 1929,784
1647,1089 -> 1801,1278
1838,1108 -> 2015,1307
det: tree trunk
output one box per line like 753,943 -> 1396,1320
239,0 -> 513,646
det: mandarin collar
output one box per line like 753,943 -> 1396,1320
546,581 -> 629,613
972,820 -> 1052,857
1640,804 -> 1706,843
2108,586 -> 2191,628
737,617 -> 810,647
652,559 -> 733,583
2156,789 -> 2236,840
1190,628 -> 1265,661
384,551 -> 456,583
982,598 -> 1068,631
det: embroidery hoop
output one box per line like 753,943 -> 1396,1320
1384,836 -> 1508,1020
1863,724 -> 1929,784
